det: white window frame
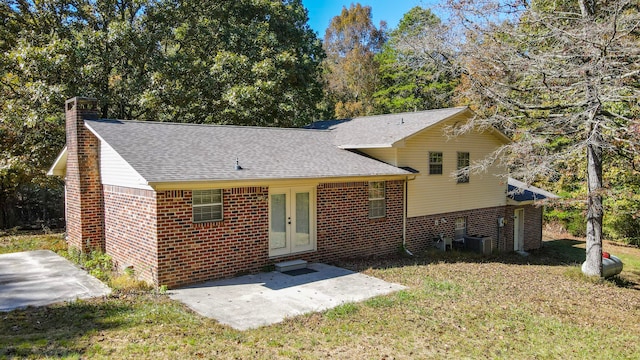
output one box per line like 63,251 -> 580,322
269,186 -> 317,257
192,189 -> 223,223
429,152 -> 443,175
455,217 -> 467,240
457,152 -> 470,183
369,181 -> 386,219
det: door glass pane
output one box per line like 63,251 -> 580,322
295,192 -> 310,246
270,194 -> 287,249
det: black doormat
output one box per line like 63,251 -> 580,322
281,268 -> 318,276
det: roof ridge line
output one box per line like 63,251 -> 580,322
86,118 -> 330,132
345,106 -> 468,121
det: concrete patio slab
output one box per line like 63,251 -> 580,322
169,263 -> 406,330
0,250 -> 112,312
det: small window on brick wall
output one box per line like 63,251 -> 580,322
193,189 -> 223,222
369,181 -> 386,219
429,152 -> 443,175
455,217 -> 467,240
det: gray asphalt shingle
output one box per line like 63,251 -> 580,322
85,119 -> 411,183
307,107 -> 469,148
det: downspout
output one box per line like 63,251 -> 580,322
497,219 -> 500,252
403,175 -> 417,256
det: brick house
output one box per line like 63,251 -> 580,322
49,97 -> 555,288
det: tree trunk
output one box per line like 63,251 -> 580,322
582,123 -> 604,277
580,0 -> 602,277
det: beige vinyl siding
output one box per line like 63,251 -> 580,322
359,148 -> 398,166
398,116 -> 507,217
100,141 -> 153,190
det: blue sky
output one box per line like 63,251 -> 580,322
301,0 -> 438,37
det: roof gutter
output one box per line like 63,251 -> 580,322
148,173 -> 413,190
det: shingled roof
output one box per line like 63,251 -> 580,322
84,119 -> 411,184
307,107 -> 471,148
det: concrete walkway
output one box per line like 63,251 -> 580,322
0,250 -> 111,311
169,263 -> 405,330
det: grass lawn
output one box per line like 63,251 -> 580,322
0,232 -> 67,254
1,232 -> 640,359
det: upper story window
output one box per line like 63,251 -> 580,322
368,181 -> 386,219
193,189 -> 223,222
457,152 -> 470,183
429,152 -> 443,175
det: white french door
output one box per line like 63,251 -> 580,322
269,187 -> 316,257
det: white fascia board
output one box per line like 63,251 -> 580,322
47,146 -> 68,176
508,178 -> 560,199
338,144 -> 393,149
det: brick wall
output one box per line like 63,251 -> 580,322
103,182 -> 543,288
104,185 -> 158,283
156,187 -> 270,288
406,204 -> 544,253
153,181 -> 404,288
406,206 -> 509,253
504,204 -> 543,251
64,97 -> 104,252
315,180 -> 404,260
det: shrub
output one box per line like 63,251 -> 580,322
84,251 -> 113,281
545,207 -> 586,237
61,247 -> 113,282
604,213 -> 640,246
110,273 -> 153,293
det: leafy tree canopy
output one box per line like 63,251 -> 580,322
0,0 -> 324,228
322,3 -> 386,118
148,0 -> 324,126
441,0 -> 640,276
373,6 -> 457,113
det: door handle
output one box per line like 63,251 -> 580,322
288,217 -> 291,225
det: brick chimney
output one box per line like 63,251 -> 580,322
65,97 -> 105,252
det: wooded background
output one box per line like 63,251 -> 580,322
1,1 -> 638,258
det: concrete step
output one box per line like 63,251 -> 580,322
275,260 -> 307,272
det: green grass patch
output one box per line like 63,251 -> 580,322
614,251 -> 640,272
0,232 -> 66,254
539,238 -> 586,264
422,277 -> 463,293
2,233 -> 640,359
364,294 -> 395,308
323,302 -> 359,320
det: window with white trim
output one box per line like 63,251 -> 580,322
457,152 -> 470,183
193,189 -> 223,222
368,181 -> 386,218
429,152 -> 443,175
455,217 -> 467,240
